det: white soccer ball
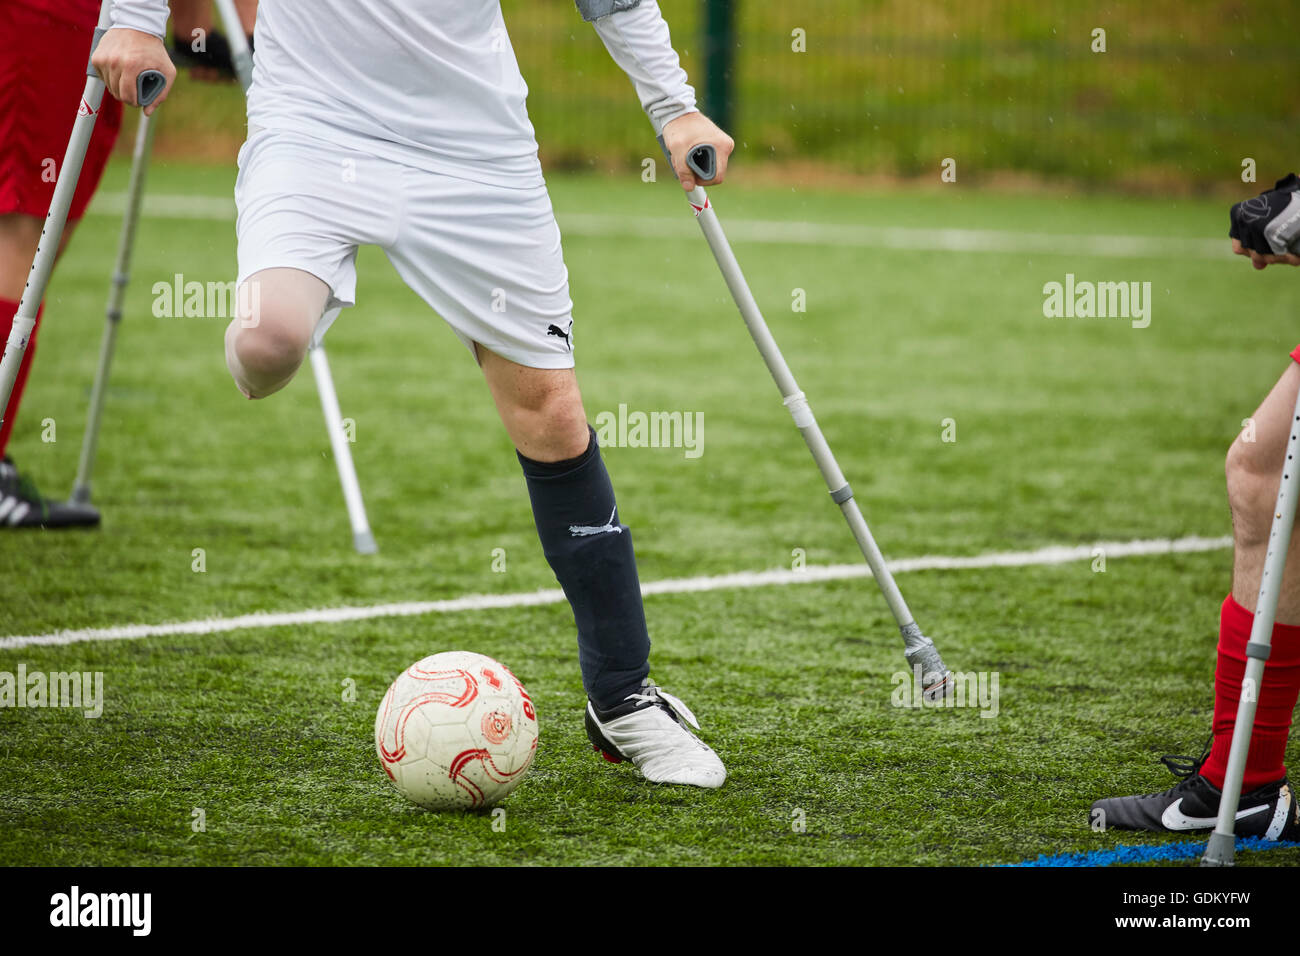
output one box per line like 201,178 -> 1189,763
375,651 -> 538,810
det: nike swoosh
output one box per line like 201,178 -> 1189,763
1161,797 -> 1268,831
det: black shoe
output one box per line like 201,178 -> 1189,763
0,457 -> 99,529
1091,748 -> 1300,839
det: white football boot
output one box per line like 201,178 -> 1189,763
585,680 -> 726,788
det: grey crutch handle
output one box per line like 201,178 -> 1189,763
684,144 -> 717,181
655,136 -> 719,182
89,26 -> 167,108
136,70 -> 166,107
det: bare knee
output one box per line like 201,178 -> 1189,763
479,348 -> 589,461
225,311 -> 312,399
231,320 -> 310,375
511,388 -> 589,459
1227,437 -> 1277,548
224,268 -> 330,398
223,270 -> 329,398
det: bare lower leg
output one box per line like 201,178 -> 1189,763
1228,361 -> 1300,623
224,267 -> 329,399
0,213 -> 81,302
0,215 -> 42,301
477,344 -> 590,460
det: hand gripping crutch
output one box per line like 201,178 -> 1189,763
1202,388 -> 1300,866
660,140 -> 954,698
0,0 -> 165,434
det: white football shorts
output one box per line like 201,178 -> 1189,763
234,127 -> 576,369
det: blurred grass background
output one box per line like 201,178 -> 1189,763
136,0 -> 1299,190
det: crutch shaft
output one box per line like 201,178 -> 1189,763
662,139 -> 951,692
309,346 -> 376,554
72,113 -> 156,504
0,78 -> 104,426
212,0 -> 254,92
2,0 -> 164,429
694,198 -> 916,626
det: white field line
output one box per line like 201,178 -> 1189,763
0,534 -> 1231,651
89,192 -> 1229,260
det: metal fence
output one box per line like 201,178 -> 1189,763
145,0 -> 1300,188
513,0 -> 1300,186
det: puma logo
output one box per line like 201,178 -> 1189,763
547,323 -> 572,351
568,506 -> 621,537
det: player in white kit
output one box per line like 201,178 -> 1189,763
94,0 -> 735,788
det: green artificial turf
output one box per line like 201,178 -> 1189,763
1,161 -> 1297,865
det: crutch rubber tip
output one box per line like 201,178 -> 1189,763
353,530 -> 377,555
922,670 -> 955,702
901,623 -> 957,700
1200,832 -> 1236,867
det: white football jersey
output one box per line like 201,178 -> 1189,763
109,0 -> 696,187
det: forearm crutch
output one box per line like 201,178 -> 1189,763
660,139 -> 954,698
0,0 -> 164,432
71,109 -> 155,506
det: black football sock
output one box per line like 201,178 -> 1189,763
518,426 -> 650,709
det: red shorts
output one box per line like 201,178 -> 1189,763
13,0 -> 103,28
1292,345 -> 1300,364
0,2 -> 123,223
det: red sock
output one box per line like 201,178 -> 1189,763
1200,595 -> 1300,791
0,299 -> 41,458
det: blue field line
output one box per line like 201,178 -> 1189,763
1006,836 -> 1300,867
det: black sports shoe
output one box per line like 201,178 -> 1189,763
1091,748 -> 1300,839
0,457 -> 99,529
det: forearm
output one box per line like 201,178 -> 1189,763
582,0 -> 697,136
110,0 -> 172,38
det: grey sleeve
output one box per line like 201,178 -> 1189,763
109,0 -> 171,37
574,0 -> 643,23
586,0 -> 697,136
